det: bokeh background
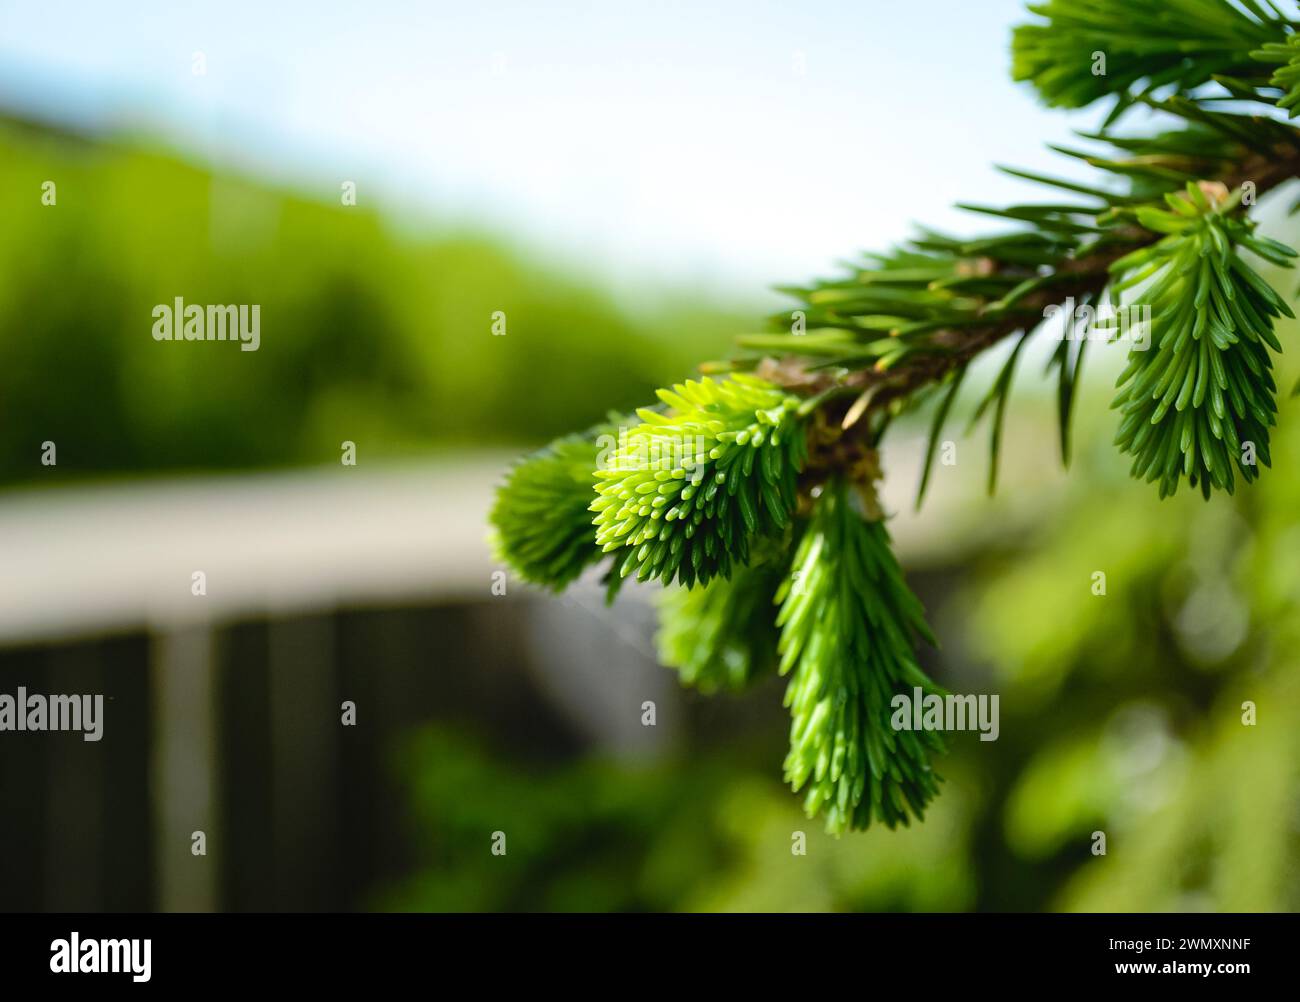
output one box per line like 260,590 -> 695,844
1,0 -> 1298,912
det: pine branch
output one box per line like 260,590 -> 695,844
1253,32 -> 1300,116
490,1 -> 1300,834
489,415 -> 627,590
656,551 -> 784,693
749,134 -> 1300,471
1111,181 -> 1295,497
1013,0 -> 1285,114
591,374 -> 806,587
777,478 -> 944,834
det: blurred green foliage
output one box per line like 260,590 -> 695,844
967,395 -> 1300,911
0,115 -> 744,485
378,727 -> 975,912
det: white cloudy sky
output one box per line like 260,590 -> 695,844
0,0 -> 1103,295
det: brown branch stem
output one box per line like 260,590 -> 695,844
762,141 -> 1300,447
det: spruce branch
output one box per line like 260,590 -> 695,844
777,477 -> 944,834
489,1 -> 1300,834
656,552 -> 784,693
1253,32 -> 1300,115
1013,0 -> 1287,116
1111,181 -> 1296,497
741,127 -> 1300,499
591,374 -> 806,588
489,415 -> 626,591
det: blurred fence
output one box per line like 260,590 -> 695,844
0,457 -> 680,911
0,438 -> 984,912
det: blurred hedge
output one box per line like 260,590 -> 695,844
0,114 -> 745,485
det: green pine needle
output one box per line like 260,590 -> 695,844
656,553 -> 784,694
592,374 -> 806,588
1251,33 -> 1300,118
1014,0 -> 1280,113
1109,183 -> 1295,499
490,416 -> 625,590
777,479 -> 945,835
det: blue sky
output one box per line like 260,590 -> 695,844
0,0 -> 1103,295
